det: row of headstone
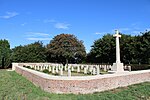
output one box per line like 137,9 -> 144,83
23,63 -> 131,76
24,64 -> 111,76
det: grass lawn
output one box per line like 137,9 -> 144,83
0,70 -> 150,100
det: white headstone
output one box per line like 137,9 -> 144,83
65,65 -> 67,71
35,66 -> 37,70
71,66 -> 74,71
77,66 -> 80,73
84,67 -> 87,74
48,66 -> 51,72
96,65 -> 100,75
52,66 -> 55,74
56,66 -> 59,73
60,68 -> 63,76
104,65 -> 107,71
128,66 -> 131,72
68,69 -> 71,77
93,67 -> 96,75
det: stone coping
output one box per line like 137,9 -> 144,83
17,66 -> 150,80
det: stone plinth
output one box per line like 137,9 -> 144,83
111,63 -> 124,72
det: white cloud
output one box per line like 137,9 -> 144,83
43,19 -> 71,30
55,23 -> 70,29
95,32 -> 102,35
26,32 -> 51,41
26,32 -> 50,37
0,12 -> 19,19
27,38 -> 51,41
95,31 -> 111,35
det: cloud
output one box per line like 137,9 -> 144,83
27,38 -> 51,41
26,32 -> 50,37
26,32 -> 51,41
95,31 -> 111,35
95,32 -> 102,35
0,12 -> 19,19
55,23 -> 70,29
43,19 -> 71,30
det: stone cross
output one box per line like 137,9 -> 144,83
113,30 -> 121,63
111,30 -> 124,72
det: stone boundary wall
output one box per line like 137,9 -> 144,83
14,65 -> 150,94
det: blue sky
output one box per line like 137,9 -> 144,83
0,0 -> 150,52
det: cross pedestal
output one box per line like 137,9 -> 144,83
111,62 -> 124,72
111,30 -> 124,73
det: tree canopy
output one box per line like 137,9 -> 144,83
0,39 -> 11,68
46,34 -> 86,64
12,41 -> 46,62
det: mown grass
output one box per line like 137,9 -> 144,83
0,70 -> 150,100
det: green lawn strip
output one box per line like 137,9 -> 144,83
0,70 -> 149,100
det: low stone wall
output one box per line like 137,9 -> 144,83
14,65 -> 150,94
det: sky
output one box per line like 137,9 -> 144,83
0,0 -> 150,53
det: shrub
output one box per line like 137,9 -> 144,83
26,66 -> 31,69
130,64 -> 150,71
42,69 -> 49,74
23,65 -> 31,69
52,72 -> 59,76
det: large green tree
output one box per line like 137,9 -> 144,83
87,34 -> 115,63
12,41 -> 46,62
132,31 -> 150,64
46,34 -> 86,64
0,39 -> 11,68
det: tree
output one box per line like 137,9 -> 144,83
0,39 -> 11,68
87,31 -> 150,64
12,41 -> 46,62
46,34 -> 86,65
120,34 -> 134,64
142,31 -> 150,64
87,34 -> 115,64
